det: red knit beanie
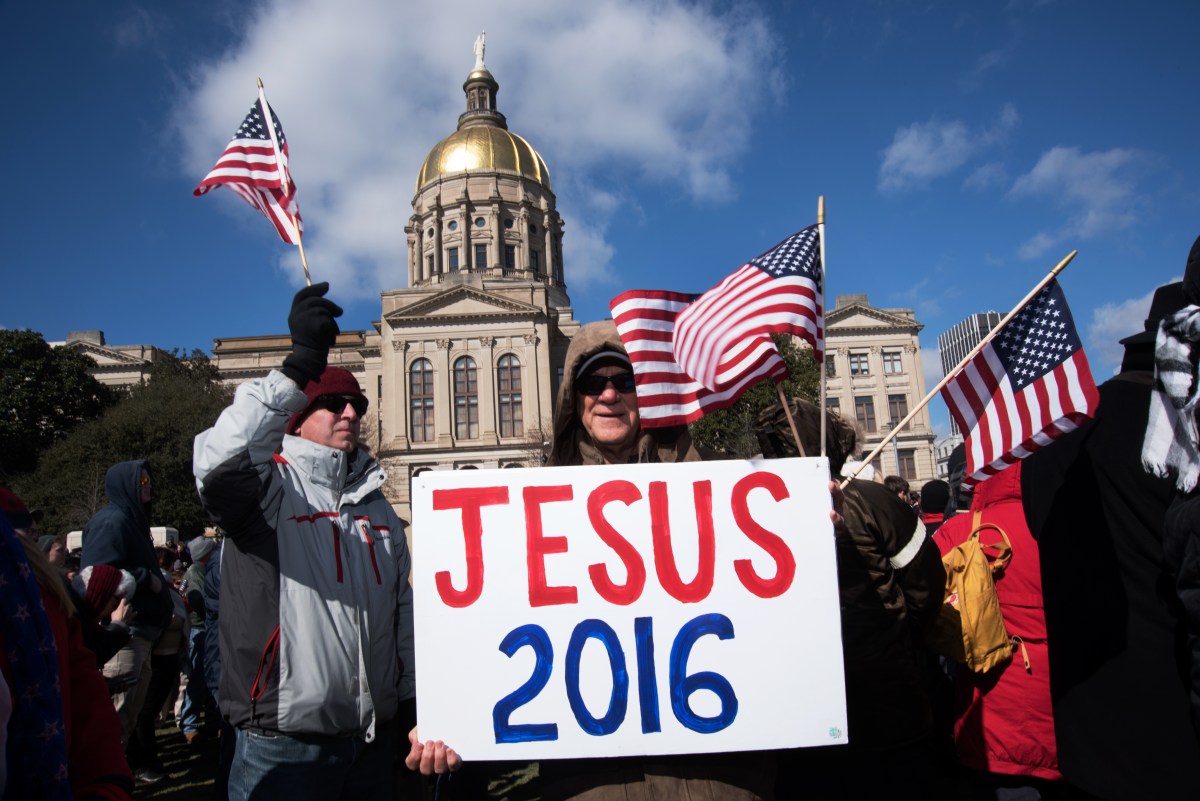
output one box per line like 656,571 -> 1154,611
85,564 -> 122,612
0,486 -> 33,530
287,367 -> 368,434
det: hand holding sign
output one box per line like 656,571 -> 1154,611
411,457 -> 847,761
405,727 -> 461,775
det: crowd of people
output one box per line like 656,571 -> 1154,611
4,237 -> 1200,801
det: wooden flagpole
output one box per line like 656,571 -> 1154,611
818,196 -> 828,459
294,213 -> 313,287
839,249 -> 1078,489
776,383 -> 806,457
257,78 -> 312,286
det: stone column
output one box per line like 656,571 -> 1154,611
479,336 -> 498,444
432,208 -> 444,280
526,331 -> 544,438
436,339 -> 454,447
462,205 -> 473,273
389,338 -> 409,449
492,199 -> 504,276
411,222 -> 424,285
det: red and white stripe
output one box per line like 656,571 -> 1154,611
672,262 -> 823,392
610,289 -> 788,428
194,93 -> 302,245
941,345 -> 1099,485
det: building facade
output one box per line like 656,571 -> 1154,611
934,433 -> 963,480
56,330 -> 164,387
211,54 -> 579,522
824,294 -> 937,485
938,311 -> 1002,435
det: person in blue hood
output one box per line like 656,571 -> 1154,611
81,459 -> 174,749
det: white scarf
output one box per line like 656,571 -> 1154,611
1143,305 -> 1200,490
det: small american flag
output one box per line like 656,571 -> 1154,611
672,225 -> 823,392
194,88 -> 302,244
941,277 -> 1099,486
610,289 -> 789,428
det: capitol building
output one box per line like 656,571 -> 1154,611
210,50 -> 581,519
72,43 -> 938,521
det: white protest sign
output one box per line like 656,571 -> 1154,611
411,457 -> 847,760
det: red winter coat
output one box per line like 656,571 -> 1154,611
0,589 -> 133,800
934,462 -> 1061,781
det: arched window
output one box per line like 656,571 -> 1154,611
409,359 -> 434,442
409,466 -> 431,504
497,354 -> 523,437
454,356 -> 478,439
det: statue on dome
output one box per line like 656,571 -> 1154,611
473,31 -> 486,69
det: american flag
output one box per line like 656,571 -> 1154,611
941,277 -> 1099,486
194,88 -> 302,244
672,225 -> 823,392
609,289 -> 789,428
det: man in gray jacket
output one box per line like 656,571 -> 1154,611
194,283 -> 451,799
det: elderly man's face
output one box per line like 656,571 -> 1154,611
297,395 -> 363,453
576,365 -> 640,462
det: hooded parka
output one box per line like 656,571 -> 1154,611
537,320 -> 772,801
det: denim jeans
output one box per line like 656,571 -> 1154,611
228,720 -> 397,801
180,628 -> 218,734
127,651 -> 182,773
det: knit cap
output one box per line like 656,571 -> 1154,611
188,536 -> 216,562
84,564 -> 122,612
0,487 -> 33,530
286,366 -> 368,434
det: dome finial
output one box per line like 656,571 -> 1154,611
473,31 -> 486,70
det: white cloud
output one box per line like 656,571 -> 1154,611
1086,280 -> 1179,376
878,104 -> 1018,192
1009,146 -> 1151,259
958,34 -> 1021,93
963,162 -> 1007,191
174,0 -> 784,297
110,6 -> 164,50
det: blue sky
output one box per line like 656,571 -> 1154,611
3,1 -> 1197,436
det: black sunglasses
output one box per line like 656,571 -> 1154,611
576,372 -> 637,396
313,394 -> 368,416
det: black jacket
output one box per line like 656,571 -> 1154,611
1022,374 -> 1200,799
203,540 -> 222,698
1165,486 -> 1200,740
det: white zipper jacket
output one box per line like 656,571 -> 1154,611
193,370 -> 414,741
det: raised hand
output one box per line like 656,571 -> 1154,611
280,282 -> 344,387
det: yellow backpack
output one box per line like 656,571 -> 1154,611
927,510 -> 1014,673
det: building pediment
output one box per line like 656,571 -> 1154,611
826,305 -> 920,333
384,285 -> 542,326
64,340 -> 149,366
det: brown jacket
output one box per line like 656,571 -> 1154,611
550,319 -> 707,468
838,478 -> 945,749
539,320 -> 772,800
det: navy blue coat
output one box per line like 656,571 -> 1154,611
81,460 -> 172,639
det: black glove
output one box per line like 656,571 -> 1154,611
280,282 -> 343,387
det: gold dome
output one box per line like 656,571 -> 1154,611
416,125 -> 552,193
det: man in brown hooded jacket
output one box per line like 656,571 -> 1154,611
538,319 -> 774,800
